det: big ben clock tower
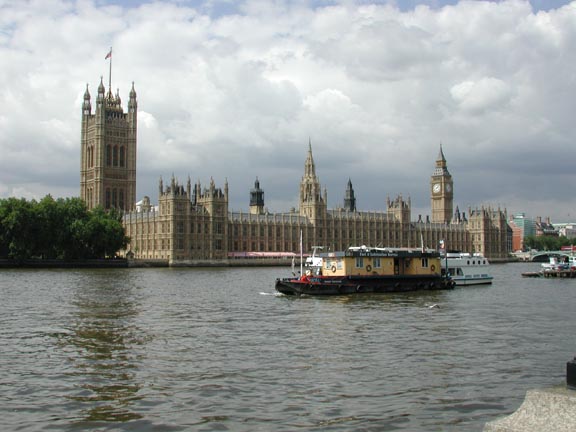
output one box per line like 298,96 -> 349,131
430,144 -> 453,223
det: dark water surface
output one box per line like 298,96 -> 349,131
1,262 -> 575,431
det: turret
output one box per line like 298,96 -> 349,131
344,178 -> 356,212
250,177 -> 265,215
82,84 -> 91,116
97,77 -> 105,102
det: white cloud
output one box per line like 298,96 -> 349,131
1,0 -> 576,222
450,77 -> 513,114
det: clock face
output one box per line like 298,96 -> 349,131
433,183 -> 441,193
446,184 -> 452,193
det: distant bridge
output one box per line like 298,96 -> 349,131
528,251 -> 576,262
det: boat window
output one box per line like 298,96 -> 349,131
356,257 -> 364,268
421,258 -> 429,268
373,257 -> 381,268
457,268 -> 463,276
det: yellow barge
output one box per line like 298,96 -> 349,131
275,246 -> 454,296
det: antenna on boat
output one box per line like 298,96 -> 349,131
299,230 -> 303,276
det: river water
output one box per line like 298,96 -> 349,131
1,262 -> 575,431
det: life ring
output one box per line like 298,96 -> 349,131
366,265 -> 372,272
430,264 -> 436,272
331,265 -> 337,273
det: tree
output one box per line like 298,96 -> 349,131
0,196 -> 128,260
0,198 -> 37,259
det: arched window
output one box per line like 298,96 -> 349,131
105,188 -> 111,209
119,146 -> 125,167
106,145 -> 112,166
119,189 -> 124,210
112,188 -> 118,208
113,146 -> 118,166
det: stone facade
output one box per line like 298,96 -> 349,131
80,79 -> 137,212
80,81 -> 511,263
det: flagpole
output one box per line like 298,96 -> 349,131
108,47 -> 112,95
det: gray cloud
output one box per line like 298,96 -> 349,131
1,0 -> 575,222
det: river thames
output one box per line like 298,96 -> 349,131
1,262 -> 575,431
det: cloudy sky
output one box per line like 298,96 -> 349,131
1,0 -> 575,222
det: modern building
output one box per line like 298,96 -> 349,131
80,80 -> 511,263
509,213 -> 536,251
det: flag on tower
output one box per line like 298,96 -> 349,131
105,49 -> 112,60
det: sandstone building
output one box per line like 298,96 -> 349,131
80,81 -> 511,263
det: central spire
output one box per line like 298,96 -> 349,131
304,137 -> 316,178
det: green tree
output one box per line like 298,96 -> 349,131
0,198 -> 37,259
0,196 -> 128,260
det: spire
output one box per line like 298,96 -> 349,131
250,176 -> 264,212
97,76 -> 105,101
82,84 -> 91,115
115,88 -> 121,106
304,139 -> 316,178
434,143 -> 450,176
437,142 -> 446,163
128,82 -> 137,114
344,178 -> 356,212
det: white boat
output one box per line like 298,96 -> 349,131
443,252 -> 493,286
541,255 -> 576,271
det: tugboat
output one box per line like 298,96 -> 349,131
275,245 -> 454,296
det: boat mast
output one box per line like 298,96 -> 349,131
300,230 -> 303,275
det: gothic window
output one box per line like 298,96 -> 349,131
105,188 -> 111,209
119,189 -> 124,210
119,146 -> 125,167
112,189 -> 117,208
106,145 -> 112,166
113,146 -> 118,166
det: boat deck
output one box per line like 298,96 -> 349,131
522,269 -> 576,278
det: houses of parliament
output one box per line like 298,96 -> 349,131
80,80 -> 511,263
